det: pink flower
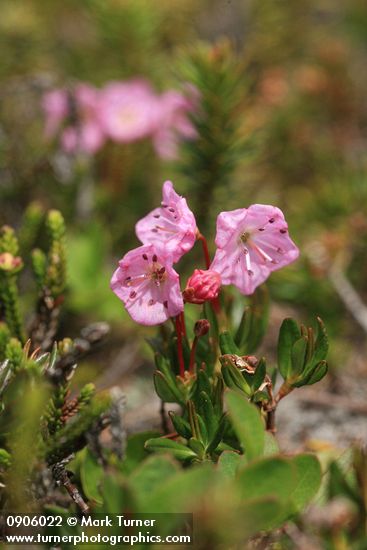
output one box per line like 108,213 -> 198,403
210,204 -> 299,295
42,89 -> 69,138
99,80 -> 160,143
110,244 -> 183,326
183,269 -> 221,304
135,181 -> 197,263
152,88 -> 198,160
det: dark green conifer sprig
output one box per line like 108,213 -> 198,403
45,209 -> 67,298
0,226 -> 25,343
0,208 -> 116,513
30,209 -> 67,350
178,40 -> 248,230
18,201 -> 44,258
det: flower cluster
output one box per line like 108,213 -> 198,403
42,80 -> 198,159
111,182 -> 299,326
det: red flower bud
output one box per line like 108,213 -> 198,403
183,269 -> 221,305
194,319 -> 210,337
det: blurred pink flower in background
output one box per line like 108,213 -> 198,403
110,244 -> 184,325
152,88 -> 198,159
61,83 -> 105,154
42,89 -> 69,138
210,204 -> 299,295
99,80 -> 160,143
135,180 -> 197,262
42,79 -> 198,158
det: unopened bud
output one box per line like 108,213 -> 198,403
183,269 -> 221,304
194,319 -> 210,337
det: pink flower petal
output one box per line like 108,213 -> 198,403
211,204 -> 299,295
110,244 -> 183,326
135,181 -> 197,263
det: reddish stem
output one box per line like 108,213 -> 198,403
189,336 -> 199,374
175,315 -> 185,378
197,232 -> 211,270
180,311 -> 187,337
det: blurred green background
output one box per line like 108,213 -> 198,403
1,0 -> 367,371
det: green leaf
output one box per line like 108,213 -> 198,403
153,370 -> 183,404
212,374 -> 224,417
263,432 -> 280,456
237,456 -> 296,504
80,449 -> 104,505
221,360 -> 251,396
219,331 -> 240,355
198,391 -> 217,441
278,318 -> 301,380
314,317 -> 329,363
225,390 -> 264,460
144,438 -> 197,461
244,286 -> 270,354
189,437 -> 205,458
203,300 -> 219,338
289,454 -> 322,512
290,337 -> 308,378
120,431 -> 160,475
235,497 -> 290,538
293,360 -> 328,387
130,454 -> 179,504
217,450 -> 241,479
101,474 -> 133,513
234,306 -> 251,349
328,461 -> 359,503
207,413 -> 228,454
142,463 -> 214,515
168,412 -> 192,439
195,369 -> 212,401
252,358 -> 266,391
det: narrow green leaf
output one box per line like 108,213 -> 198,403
234,306 -> 251,348
221,360 -> 251,395
252,358 -> 266,392
314,317 -> 329,363
168,411 -> 192,439
277,318 -> 301,380
207,413 -> 228,454
290,337 -> 308,378
153,371 -> 183,404
144,438 -> 197,461
199,391 -> 217,441
189,437 -> 205,458
219,331 -> 240,355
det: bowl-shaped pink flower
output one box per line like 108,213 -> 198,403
210,204 -> 299,295
135,181 -> 197,263
99,80 -> 160,143
183,269 -> 221,304
110,244 -> 183,326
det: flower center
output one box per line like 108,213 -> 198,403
149,263 -> 167,286
240,231 -> 251,244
